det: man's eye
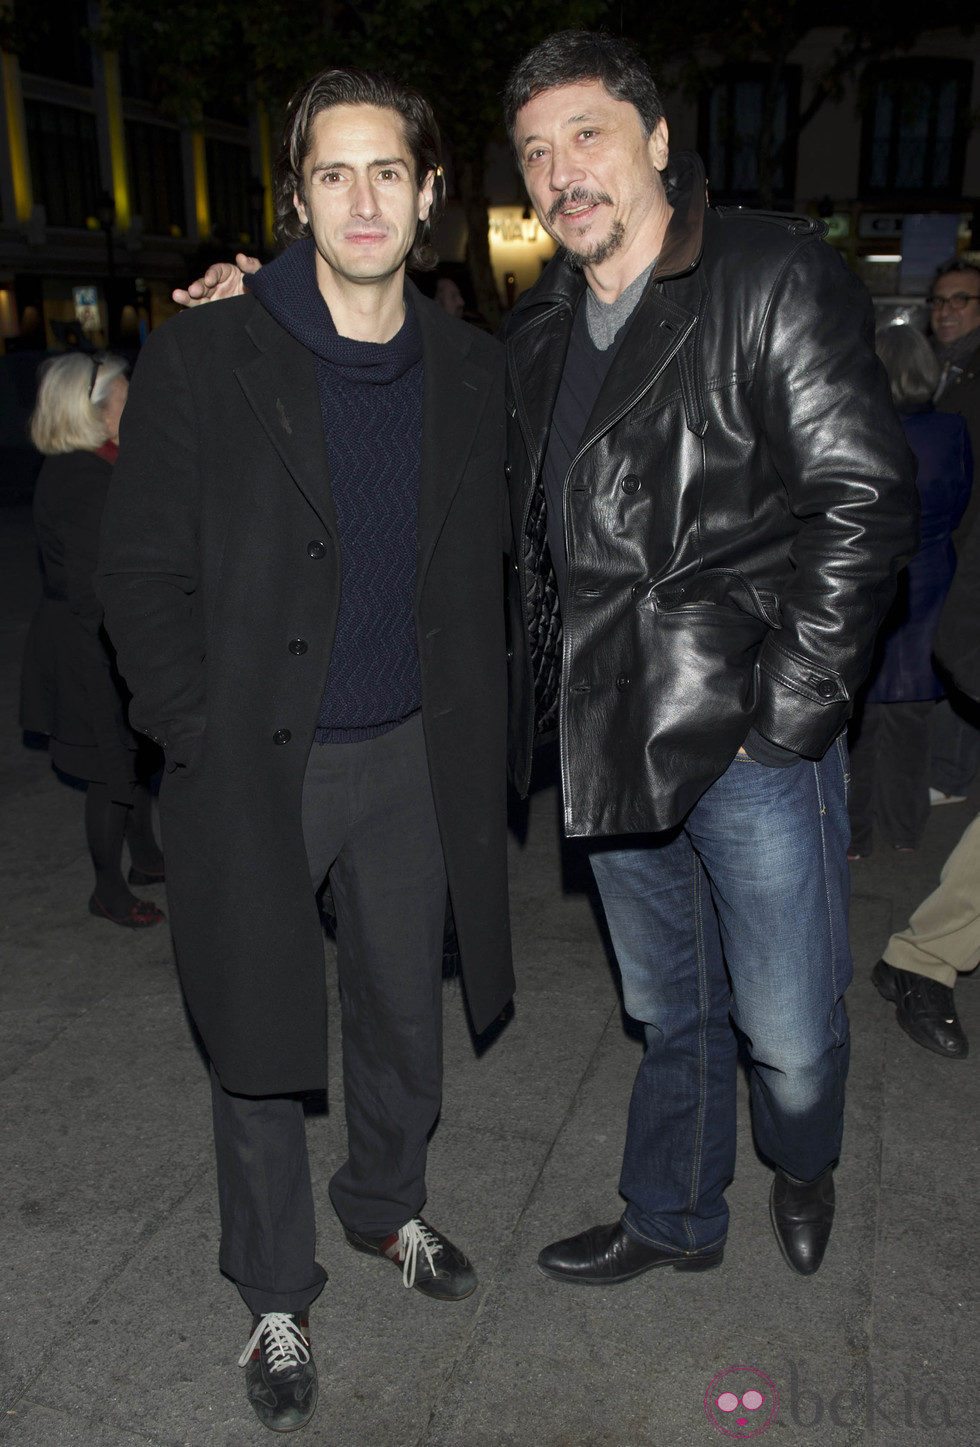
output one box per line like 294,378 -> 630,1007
526,148 -> 546,163
378,169 -> 398,181
578,129 -> 597,140
323,172 -> 342,183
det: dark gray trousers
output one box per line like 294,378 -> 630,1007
210,714 -> 447,1314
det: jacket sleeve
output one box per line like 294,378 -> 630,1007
750,238 -> 920,757
96,319 -> 206,770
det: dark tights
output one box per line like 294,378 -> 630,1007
84,781 -> 162,913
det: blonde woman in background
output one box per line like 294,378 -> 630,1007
20,353 -> 165,927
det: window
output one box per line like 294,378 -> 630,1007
205,137 -> 253,243
126,120 -> 186,235
861,60 -> 971,198
699,67 -> 801,205
25,99 -> 100,228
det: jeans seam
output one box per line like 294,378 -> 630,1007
622,1217 -> 726,1254
684,851 -> 709,1250
815,750 -> 848,1052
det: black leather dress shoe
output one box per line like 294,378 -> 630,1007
872,959 -> 968,1059
537,1221 -> 723,1284
770,1168 -> 835,1276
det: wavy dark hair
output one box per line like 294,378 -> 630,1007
504,30 -> 666,149
273,67 -> 445,269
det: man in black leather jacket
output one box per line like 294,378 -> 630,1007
504,31 -> 918,1281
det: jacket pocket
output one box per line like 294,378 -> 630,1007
651,569 -> 782,628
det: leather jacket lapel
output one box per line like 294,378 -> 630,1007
578,287 -> 697,456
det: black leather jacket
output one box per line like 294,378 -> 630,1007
505,151 -> 919,837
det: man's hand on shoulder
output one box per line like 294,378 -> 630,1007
171,253 -> 261,307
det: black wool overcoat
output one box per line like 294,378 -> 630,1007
97,286 -> 514,1095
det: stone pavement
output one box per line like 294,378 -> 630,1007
0,500 -> 975,1447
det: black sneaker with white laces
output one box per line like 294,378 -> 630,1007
238,1311 -> 318,1433
344,1216 -> 477,1300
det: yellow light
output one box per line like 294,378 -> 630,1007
258,103 -> 274,247
101,51 -> 131,230
0,287 -> 18,337
192,128 -> 209,236
2,53 -> 33,222
486,205 -> 556,301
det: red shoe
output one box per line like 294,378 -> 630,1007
88,894 -> 165,928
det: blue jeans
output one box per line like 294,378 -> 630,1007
588,738 -> 852,1255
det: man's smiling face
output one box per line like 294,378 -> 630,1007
293,103 -> 433,288
514,80 -> 669,272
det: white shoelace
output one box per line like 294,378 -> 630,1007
238,1312 -> 311,1372
396,1218 -> 442,1289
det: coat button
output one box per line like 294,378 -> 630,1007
621,475 -> 641,494
288,638 -> 308,655
273,729 -> 291,744
617,674 -> 630,690
505,463 -> 512,479
307,540 -> 325,559
816,680 -> 836,699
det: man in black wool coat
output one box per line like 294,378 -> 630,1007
97,67 -> 514,1434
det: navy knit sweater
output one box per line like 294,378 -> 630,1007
248,239 -> 423,741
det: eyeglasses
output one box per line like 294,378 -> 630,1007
926,292 -> 980,311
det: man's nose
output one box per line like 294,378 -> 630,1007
548,145 -> 587,193
350,178 -> 381,219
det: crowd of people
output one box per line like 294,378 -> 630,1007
17,28 -> 977,1438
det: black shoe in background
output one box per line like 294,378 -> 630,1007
872,959 -> 969,1059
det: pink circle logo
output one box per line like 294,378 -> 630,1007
704,1367 -> 779,1438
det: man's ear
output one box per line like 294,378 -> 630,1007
417,169 -> 436,222
648,117 -> 670,173
293,188 -> 309,228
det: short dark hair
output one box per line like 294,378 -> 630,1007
933,257 -> 980,287
274,66 -> 445,268
504,30 -> 665,148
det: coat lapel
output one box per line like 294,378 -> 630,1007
236,304 -> 338,538
412,290 -> 497,595
506,266 -> 581,481
577,286 -> 697,454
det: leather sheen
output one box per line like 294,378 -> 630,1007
505,150 -> 919,837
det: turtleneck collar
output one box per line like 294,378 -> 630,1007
246,236 -> 422,384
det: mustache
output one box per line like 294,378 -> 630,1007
547,188 -> 613,224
